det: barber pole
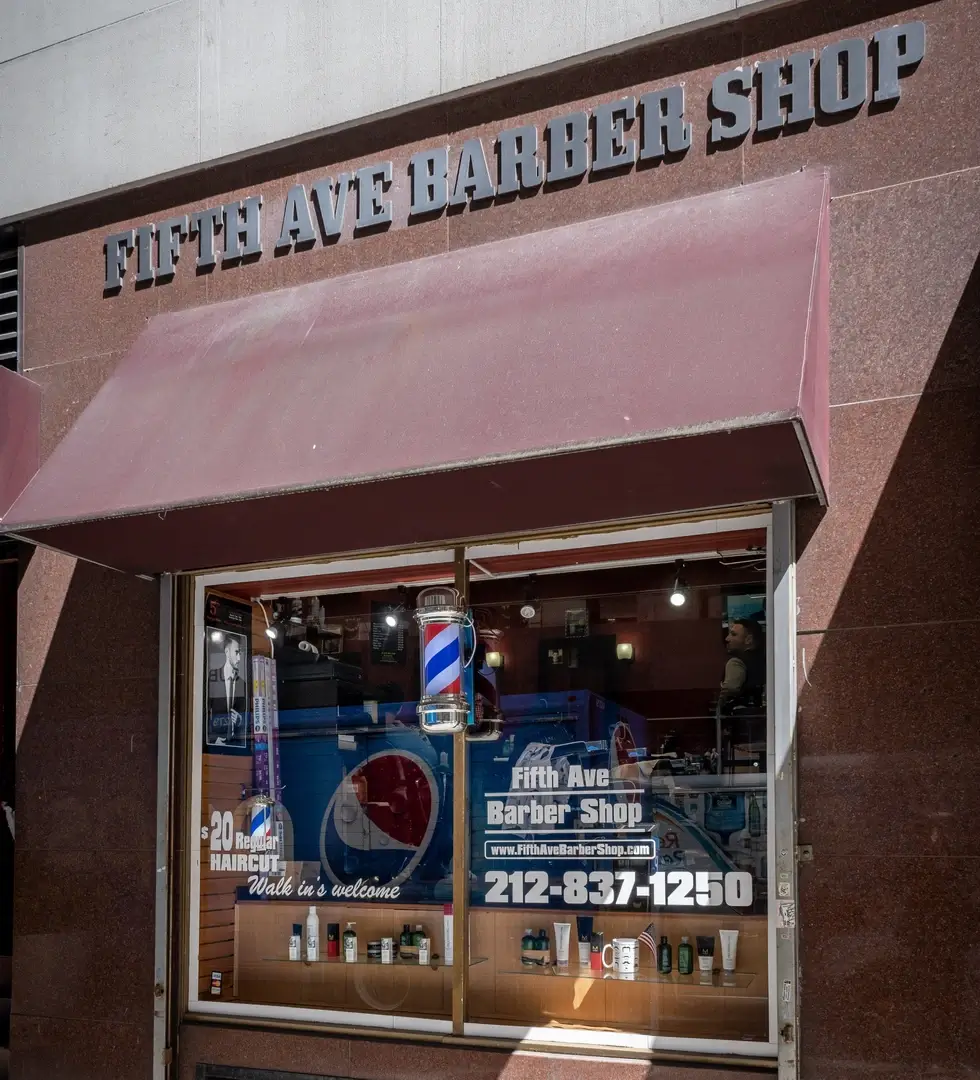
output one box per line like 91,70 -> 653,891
250,798 -> 273,850
414,587 -> 471,734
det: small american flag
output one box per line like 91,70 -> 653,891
639,923 -> 656,956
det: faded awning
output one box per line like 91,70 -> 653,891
0,170 -> 829,575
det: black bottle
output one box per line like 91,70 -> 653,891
657,935 -> 672,974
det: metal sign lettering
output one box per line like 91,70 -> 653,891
104,22 -> 924,291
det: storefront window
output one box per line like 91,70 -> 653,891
191,536 -> 771,1050
465,558 -> 769,1044
196,583 -> 456,1023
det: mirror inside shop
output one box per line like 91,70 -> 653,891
199,550 -> 770,1043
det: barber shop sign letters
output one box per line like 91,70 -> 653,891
105,22 -> 924,291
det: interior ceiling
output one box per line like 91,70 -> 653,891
213,528 -> 766,601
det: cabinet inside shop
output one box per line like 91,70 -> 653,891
469,910 -> 768,1040
234,901 -> 458,1017
220,897 -> 767,1040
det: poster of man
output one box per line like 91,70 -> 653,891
206,627 -> 249,749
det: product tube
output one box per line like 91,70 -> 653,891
289,924 -> 302,962
576,916 -> 593,965
443,903 -> 454,966
696,935 -> 715,973
553,922 -> 571,967
719,929 -> 739,973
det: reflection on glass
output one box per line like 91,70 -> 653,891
198,588 -> 455,1019
466,558 -> 770,1042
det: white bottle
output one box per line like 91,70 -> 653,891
306,906 -> 320,962
288,923 -> 302,961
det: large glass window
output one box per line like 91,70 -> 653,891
189,530 -> 772,1052
466,557 -> 769,1045
196,580 -> 457,1024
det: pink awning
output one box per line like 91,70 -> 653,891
1,170 -> 829,574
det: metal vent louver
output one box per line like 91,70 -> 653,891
0,242 -> 19,370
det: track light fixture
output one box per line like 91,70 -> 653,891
519,575 -> 538,621
669,560 -> 689,607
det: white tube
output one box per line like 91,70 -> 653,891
443,903 -> 454,966
719,929 -> 739,973
553,922 -> 571,967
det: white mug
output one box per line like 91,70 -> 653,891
601,937 -> 638,974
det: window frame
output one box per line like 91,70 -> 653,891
179,509 -> 789,1061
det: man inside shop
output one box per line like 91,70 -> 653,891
718,618 -> 766,713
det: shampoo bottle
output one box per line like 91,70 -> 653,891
521,928 -> 536,966
305,906 -> 320,962
343,921 -> 357,963
657,935 -> 672,974
678,936 -> 694,975
289,923 -> 302,961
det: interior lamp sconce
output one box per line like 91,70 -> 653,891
669,560 -> 689,608
615,642 -> 634,662
486,650 -> 504,669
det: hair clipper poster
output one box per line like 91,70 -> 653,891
205,594 -> 253,752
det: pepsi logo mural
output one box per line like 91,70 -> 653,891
320,748 -> 442,893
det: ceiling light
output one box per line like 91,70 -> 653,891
520,575 -> 537,621
385,613 -> 398,628
669,560 -> 688,607
616,642 -> 634,661
486,650 -> 503,668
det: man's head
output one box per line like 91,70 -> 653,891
224,637 -> 241,672
726,618 -> 762,655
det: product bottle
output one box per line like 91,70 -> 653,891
343,921 -> 357,963
521,928 -> 536,966
412,925 -> 425,947
443,903 -> 454,966
657,935 -> 672,974
748,794 -> 762,837
305,906 -> 320,962
678,936 -> 694,975
289,923 -> 302,961
537,929 -> 550,964
400,924 -> 412,952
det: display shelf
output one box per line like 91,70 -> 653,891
496,965 -> 754,988
262,954 -> 487,969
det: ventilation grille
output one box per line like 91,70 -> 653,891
0,243 -> 19,371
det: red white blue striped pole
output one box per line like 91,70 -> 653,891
414,587 -> 470,734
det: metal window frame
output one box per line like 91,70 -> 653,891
167,507 -> 799,1071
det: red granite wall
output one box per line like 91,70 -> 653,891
12,0 -> 979,1077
